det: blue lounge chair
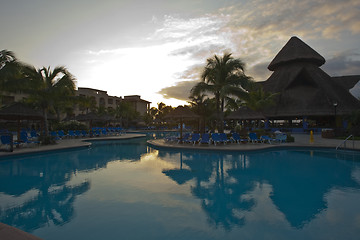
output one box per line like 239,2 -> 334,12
179,133 -> 190,143
1,135 -> 15,151
261,135 -> 275,144
186,133 -> 200,145
231,133 -> 247,144
101,128 -> 108,136
68,130 -> 76,138
75,130 -> 82,138
58,130 -> 66,139
274,133 -> 287,143
19,131 -> 40,146
30,129 -> 38,140
81,130 -> 88,137
219,133 -> 229,144
50,131 -> 60,140
211,133 -> 225,145
249,132 -> 261,143
199,133 -> 211,145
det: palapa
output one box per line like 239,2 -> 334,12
259,36 -> 360,118
165,106 -> 199,141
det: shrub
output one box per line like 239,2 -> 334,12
54,121 -> 88,132
286,134 -> 295,142
39,135 -> 56,145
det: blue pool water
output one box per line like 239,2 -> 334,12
0,136 -> 360,240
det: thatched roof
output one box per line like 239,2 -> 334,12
268,36 -> 325,71
226,106 -> 265,120
165,106 -> 199,119
332,75 -> 360,90
0,102 -> 44,120
256,36 -> 360,118
260,61 -> 360,117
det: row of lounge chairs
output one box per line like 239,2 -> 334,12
50,127 -> 124,140
167,132 -> 287,145
1,127 -> 125,151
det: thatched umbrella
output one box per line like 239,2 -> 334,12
162,152 -> 194,185
165,106 -> 199,141
76,112 -> 114,136
0,102 -> 44,141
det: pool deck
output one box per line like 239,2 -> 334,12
0,132 -> 359,240
0,133 -> 147,157
148,133 -> 360,151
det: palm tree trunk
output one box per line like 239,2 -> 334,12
219,98 -> 225,133
43,109 -> 49,137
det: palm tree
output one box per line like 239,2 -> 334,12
77,95 -> 97,114
23,66 -> 76,136
188,94 -> 215,133
246,86 -> 279,128
191,53 -> 254,132
0,50 -> 24,93
114,101 -> 140,128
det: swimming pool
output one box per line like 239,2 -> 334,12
0,137 -> 360,240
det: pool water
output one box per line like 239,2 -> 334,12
0,136 -> 360,240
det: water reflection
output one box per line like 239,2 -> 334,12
1,138 -> 360,237
158,148 -> 360,230
0,139 -> 148,232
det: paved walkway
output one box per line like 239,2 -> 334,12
0,134 -> 146,157
148,133 -> 360,151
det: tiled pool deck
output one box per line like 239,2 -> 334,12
0,132 -> 359,239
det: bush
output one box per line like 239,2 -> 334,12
39,135 -> 56,145
286,134 -> 295,142
54,121 -> 88,132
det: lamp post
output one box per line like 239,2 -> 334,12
333,102 -> 338,129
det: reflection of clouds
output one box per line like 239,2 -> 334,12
352,167 -> 360,184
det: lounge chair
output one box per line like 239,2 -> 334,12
274,133 -> 287,143
0,135 -> 16,151
261,135 -> 275,144
50,131 -> 60,140
186,133 -> 200,145
219,133 -> 229,144
199,133 -> 211,145
81,130 -> 88,137
30,129 -> 38,140
19,131 -> 40,146
211,133 -> 226,145
68,130 -> 76,138
231,133 -> 247,144
249,132 -> 262,143
58,130 -> 66,139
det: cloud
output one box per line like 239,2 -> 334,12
141,0 -> 360,103
322,50 -> 360,76
247,62 -> 272,82
158,80 -> 199,101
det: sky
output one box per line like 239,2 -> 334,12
1,0 -> 360,107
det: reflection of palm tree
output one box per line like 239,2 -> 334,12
0,181 -> 90,232
190,154 -> 256,230
161,149 -> 256,230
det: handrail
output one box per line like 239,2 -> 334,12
336,134 -> 354,150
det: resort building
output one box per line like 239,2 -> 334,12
75,87 -> 150,116
229,36 -> 360,132
0,87 -> 151,118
